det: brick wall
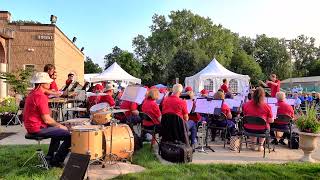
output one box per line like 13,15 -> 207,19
54,27 -> 84,89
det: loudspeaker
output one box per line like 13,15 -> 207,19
60,153 -> 90,180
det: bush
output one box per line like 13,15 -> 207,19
0,96 -> 18,113
296,105 -> 320,133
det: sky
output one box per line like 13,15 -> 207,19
1,0 -> 320,67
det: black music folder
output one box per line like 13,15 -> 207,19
60,153 -> 90,180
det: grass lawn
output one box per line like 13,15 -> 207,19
1,144 -> 320,180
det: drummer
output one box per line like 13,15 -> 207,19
23,72 -> 70,168
100,84 -> 116,107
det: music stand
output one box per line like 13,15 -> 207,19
194,98 -> 223,153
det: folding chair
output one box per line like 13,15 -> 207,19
270,114 -> 293,150
239,116 -> 271,158
139,112 -> 160,150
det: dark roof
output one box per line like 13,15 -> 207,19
0,11 -> 11,15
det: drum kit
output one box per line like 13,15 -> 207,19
63,102 -> 134,167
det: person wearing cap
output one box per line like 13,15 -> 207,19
65,73 -> 74,86
87,84 -> 104,107
200,89 -> 209,97
220,79 -> 229,94
100,84 -> 115,107
23,72 -> 71,167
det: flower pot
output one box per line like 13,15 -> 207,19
299,131 -> 320,163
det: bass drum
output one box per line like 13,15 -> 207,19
103,124 -> 134,161
71,125 -> 103,160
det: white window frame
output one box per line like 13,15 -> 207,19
23,64 -> 35,70
229,79 -> 238,93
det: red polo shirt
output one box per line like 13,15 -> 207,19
162,95 -> 188,121
221,103 -> 231,116
120,100 -> 138,117
275,100 -> 294,124
100,95 -> 115,107
267,80 -> 280,97
23,89 -> 50,133
220,84 -> 229,93
142,98 -> 161,126
66,79 -> 72,86
50,80 -> 59,91
242,100 -> 273,130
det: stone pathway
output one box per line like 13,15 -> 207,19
155,139 -> 320,164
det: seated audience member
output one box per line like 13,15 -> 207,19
142,88 -> 161,130
242,87 -> 274,151
120,100 -> 140,124
220,79 -> 229,94
313,93 -> 320,105
100,84 -> 115,107
24,72 -> 70,167
162,84 -> 197,146
212,91 -> 236,137
200,89 -> 209,98
271,92 -> 294,145
293,93 -> 302,108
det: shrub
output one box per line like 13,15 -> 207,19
296,105 -> 320,133
0,96 -> 18,113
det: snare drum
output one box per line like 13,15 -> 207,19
103,124 -> 134,161
62,118 -> 90,129
71,125 -> 103,160
90,103 -> 112,125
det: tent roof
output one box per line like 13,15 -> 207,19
90,62 -> 141,84
186,58 -> 250,80
84,73 -> 99,82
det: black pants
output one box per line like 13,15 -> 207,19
35,127 -> 71,163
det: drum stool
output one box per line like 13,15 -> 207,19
22,134 -> 50,170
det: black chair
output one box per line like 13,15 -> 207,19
22,134 -> 50,169
239,116 -> 271,158
139,112 -> 160,150
270,114 -> 293,150
160,113 -> 190,146
206,112 -> 228,148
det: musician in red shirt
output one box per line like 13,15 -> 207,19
24,72 -> 70,167
120,100 -> 140,124
259,74 -> 280,97
88,84 -> 104,108
271,92 -> 295,145
242,87 -> 274,151
49,71 -> 59,92
43,64 -> 61,97
200,89 -> 209,97
100,84 -> 115,107
142,88 -> 161,128
220,79 -> 229,94
65,73 -> 74,86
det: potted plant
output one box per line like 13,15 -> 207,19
296,105 -> 320,162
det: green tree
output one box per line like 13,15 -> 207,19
84,57 -> 102,74
289,35 -> 318,77
254,34 -> 291,80
104,46 -> 141,77
308,59 -> 320,76
230,49 -> 264,85
0,69 -> 34,96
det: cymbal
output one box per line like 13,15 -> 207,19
86,92 -> 107,97
95,109 -> 129,114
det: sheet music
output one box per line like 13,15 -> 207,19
208,92 -> 215,97
156,93 -> 165,104
186,99 -> 194,113
267,97 -> 277,104
270,105 -> 278,119
120,86 -> 147,104
224,99 -> 242,108
195,99 -> 223,114
286,98 -> 295,106
234,95 -> 245,102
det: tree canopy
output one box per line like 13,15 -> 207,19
84,57 -> 102,74
103,10 -> 320,86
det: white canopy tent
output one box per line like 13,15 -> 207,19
185,58 -> 250,95
89,62 -> 141,84
84,73 -> 99,82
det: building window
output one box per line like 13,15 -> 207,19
229,79 -> 238,93
24,64 -> 35,71
204,79 -> 214,91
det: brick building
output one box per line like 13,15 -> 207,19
0,11 -> 84,98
